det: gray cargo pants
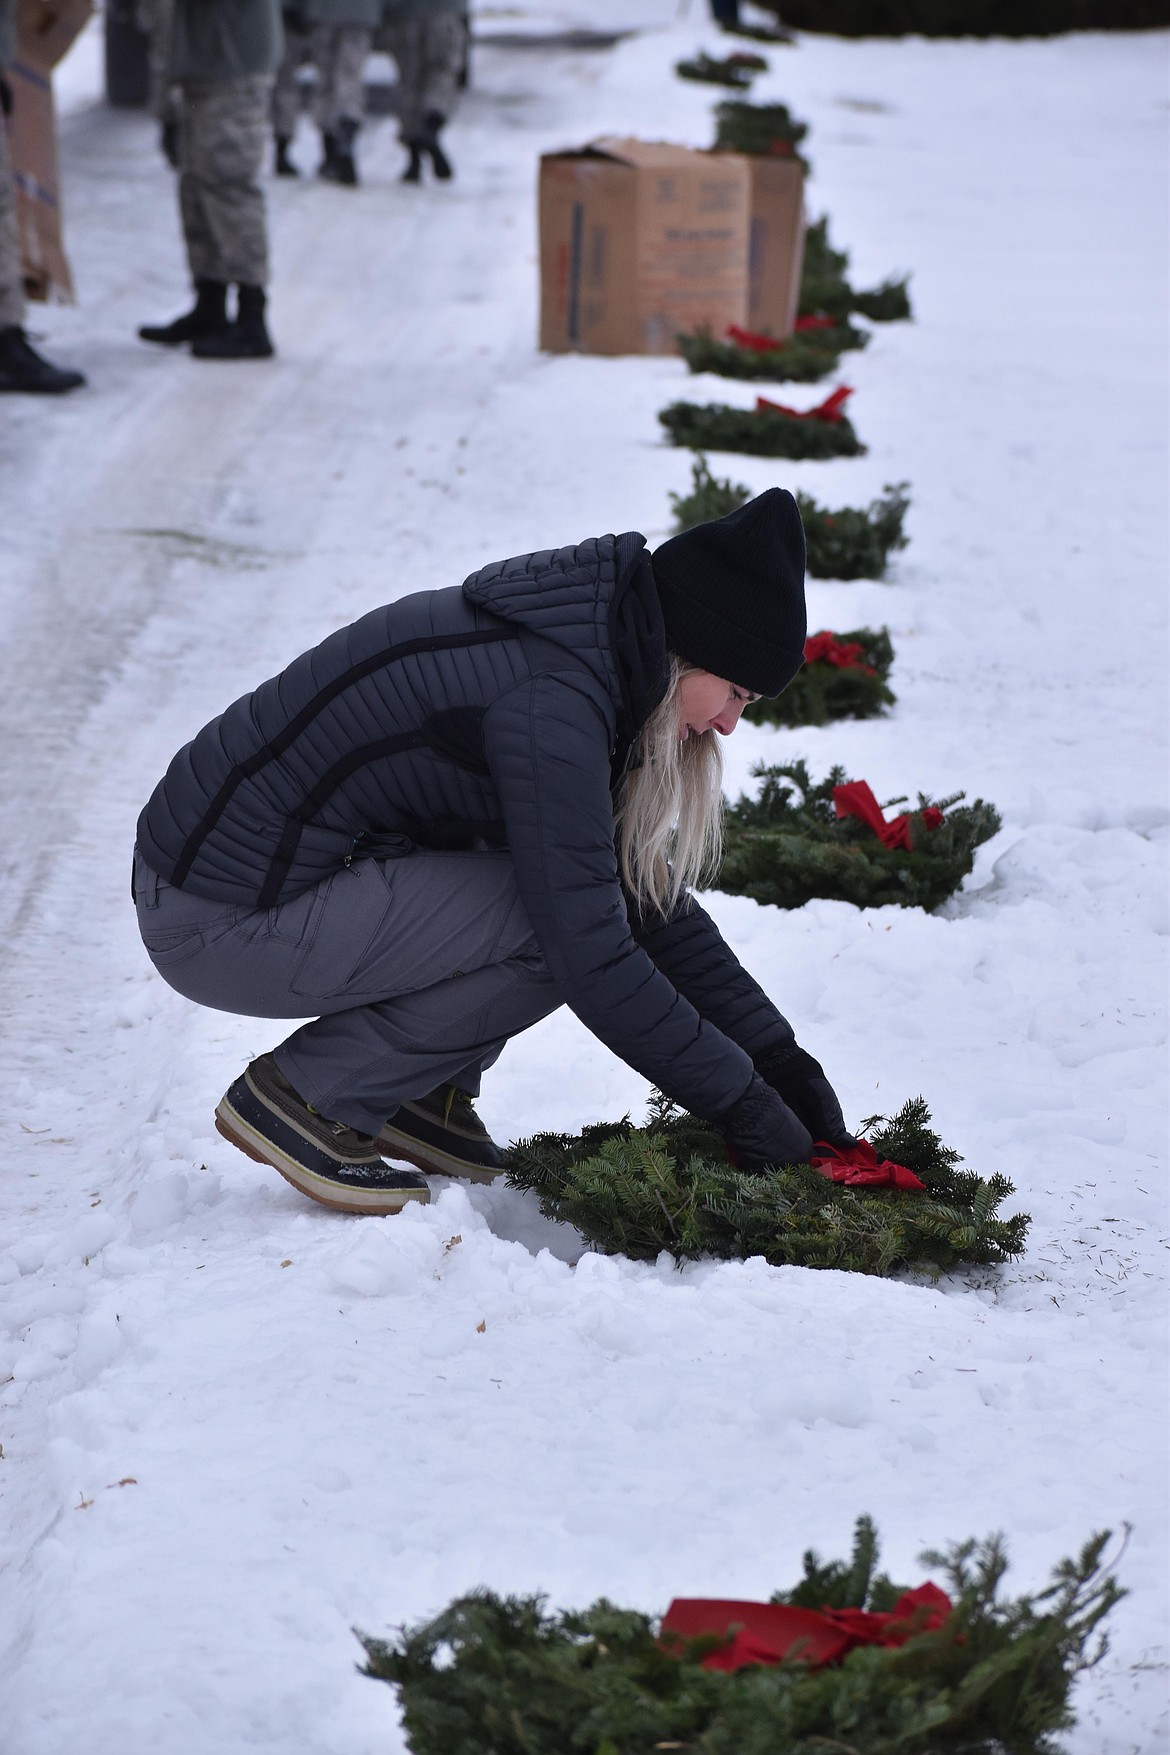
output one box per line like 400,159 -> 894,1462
134,848 -> 560,1135
0,114 -> 25,331
178,76 -> 271,287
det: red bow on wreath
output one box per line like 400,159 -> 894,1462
660,1583 -> 952,1673
756,386 -> 853,423
803,630 -> 873,672
794,312 -> 839,332
726,323 -> 785,352
832,779 -> 943,852
810,1138 -> 925,1192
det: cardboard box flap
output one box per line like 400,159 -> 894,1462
16,0 -> 93,73
547,137 -> 717,171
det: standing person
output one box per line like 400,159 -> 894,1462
0,0 -> 84,393
379,0 -> 466,183
132,490 -> 857,1216
138,0 -> 281,360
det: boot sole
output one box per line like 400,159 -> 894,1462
374,1125 -> 505,1184
214,1099 -> 430,1215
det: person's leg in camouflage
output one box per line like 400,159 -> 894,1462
0,104 -> 85,393
314,24 -> 370,185
387,13 -> 460,183
140,75 -> 275,359
272,14 -> 312,175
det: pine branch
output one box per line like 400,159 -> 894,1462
801,215 -> 913,323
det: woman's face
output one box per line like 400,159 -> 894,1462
675,670 -> 759,740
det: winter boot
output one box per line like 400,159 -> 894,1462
401,141 -> 423,182
0,325 -> 85,394
216,1052 -> 430,1214
191,285 -> 275,359
320,115 -> 359,185
376,1085 -> 505,1182
421,109 -> 453,180
318,128 -> 339,179
274,133 -> 299,176
138,278 -> 230,347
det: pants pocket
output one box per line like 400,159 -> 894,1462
289,860 -> 396,1000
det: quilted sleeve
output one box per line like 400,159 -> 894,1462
629,893 -> 799,1064
481,673 -> 757,1121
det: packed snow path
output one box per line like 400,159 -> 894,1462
1,10 -> 1167,1753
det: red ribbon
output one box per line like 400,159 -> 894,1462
832,779 -> 943,852
727,323 -> 786,353
810,1138 -> 926,1192
661,1583 -> 951,1673
794,313 -> 839,332
803,630 -> 873,672
756,386 -> 853,423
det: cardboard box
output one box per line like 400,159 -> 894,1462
539,136 -> 804,356
11,0 -> 94,303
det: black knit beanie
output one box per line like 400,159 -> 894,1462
650,487 -> 807,697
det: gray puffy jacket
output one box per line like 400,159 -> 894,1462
136,533 -> 797,1119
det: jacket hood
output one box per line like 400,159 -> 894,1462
461,531 -> 670,752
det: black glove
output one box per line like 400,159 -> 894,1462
756,1045 -> 857,1149
721,1073 -> 813,1171
0,76 -> 13,119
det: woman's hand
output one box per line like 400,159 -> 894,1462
721,1074 -> 814,1170
756,1046 -> 858,1149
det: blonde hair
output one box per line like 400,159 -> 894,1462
614,657 -> 725,920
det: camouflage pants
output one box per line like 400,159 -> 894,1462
273,24 -> 371,137
0,116 -> 24,329
381,13 -> 463,142
178,76 -> 271,288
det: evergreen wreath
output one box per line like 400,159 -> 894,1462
677,318 -> 868,383
719,760 -> 1002,912
745,627 -> 895,726
359,1519 -> 1122,1755
713,98 -> 811,167
798,481 -> 910,578
668,465 -> 910,583
504,1094 -> 1027,1275
659,393 -> 865,460
719,761 -> 1003,912
801,215 -> 912,323
675,50 -> 765,86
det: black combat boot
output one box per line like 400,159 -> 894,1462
138,278 -> 230,347
274,134 -> 299,176
318,128 -> 339,179
401,140 -> 423,182
0,325 -> 85,394
191,285 -> 275,359
421,109 -> 453,180
320,115 -> 359,185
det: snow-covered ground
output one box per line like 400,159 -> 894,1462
2,7 -> 1168,1752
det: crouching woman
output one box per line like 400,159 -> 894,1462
132,489 -> 855,1214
